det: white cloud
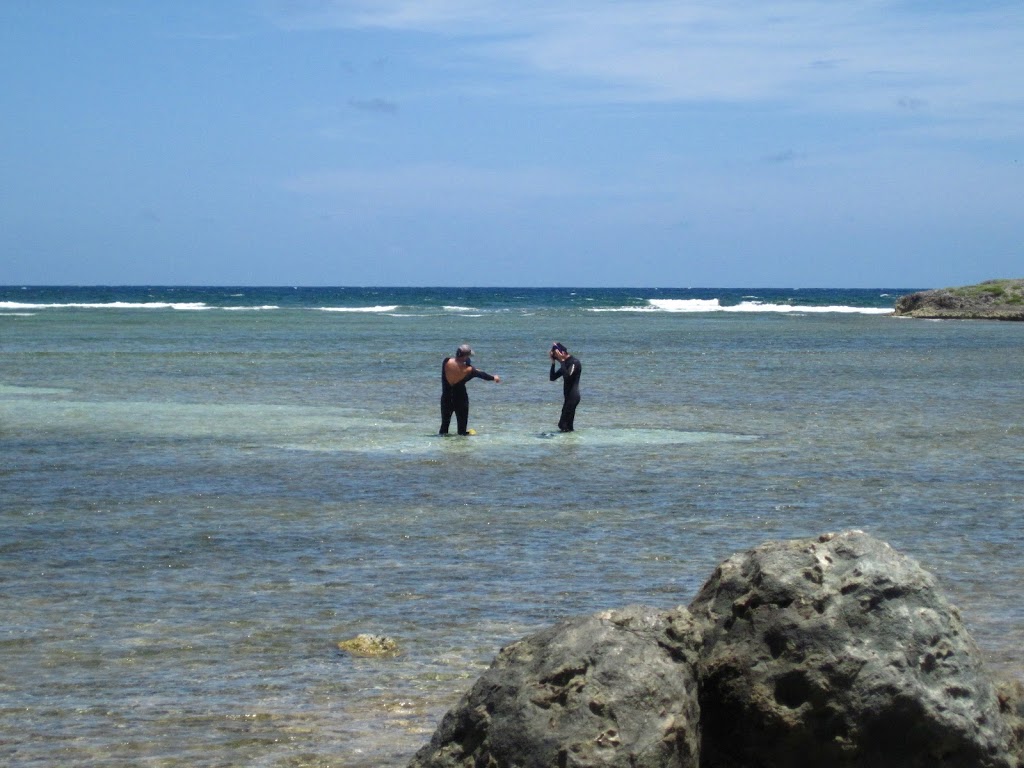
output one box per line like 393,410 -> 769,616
348,97 -> 400,114
272,1 -> 1024,121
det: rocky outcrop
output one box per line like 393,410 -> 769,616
690,531 -> 1012,767
894,279 -> 1024,319
408,532 -> 1020,768
408,606 -> 703,768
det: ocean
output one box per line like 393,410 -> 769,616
2,286 -> 1022,767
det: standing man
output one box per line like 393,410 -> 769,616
440,344 -> 501,435
549,342 -> 581,432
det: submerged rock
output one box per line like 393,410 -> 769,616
337,633 -> 400,658
894,279 -> 1024,319
408,532 -> 1020,768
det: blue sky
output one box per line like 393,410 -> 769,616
2,1 -> 1021,287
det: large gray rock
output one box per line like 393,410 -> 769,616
409,531 -> 1019,768
408,605 -> 702,768
689,530 -> 1014,767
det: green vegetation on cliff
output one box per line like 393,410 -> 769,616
894,279 -> 1024,320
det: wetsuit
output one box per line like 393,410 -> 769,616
550,355 -> 582,432
440,358 -> 496,435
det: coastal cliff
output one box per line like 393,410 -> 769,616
894,279 -> 1024,320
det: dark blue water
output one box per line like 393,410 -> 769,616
0,285 -> 904,311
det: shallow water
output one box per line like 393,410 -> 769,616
1,287 -> 1022,766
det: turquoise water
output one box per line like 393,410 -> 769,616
2,287 -> 1022,767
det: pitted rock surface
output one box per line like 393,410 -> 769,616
408,605 -> 702,768
408,532 -> 1020,768
689,531 -> 1013,767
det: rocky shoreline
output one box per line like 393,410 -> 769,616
894,279 -> 1024,320
407,531 -> 1024,768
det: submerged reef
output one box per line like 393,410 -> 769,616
337,634 -> 401,658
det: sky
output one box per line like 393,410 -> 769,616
1,1 -> 1022,288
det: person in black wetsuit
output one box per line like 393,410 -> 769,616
439,344 -> 501,435
549,342 -> 581,432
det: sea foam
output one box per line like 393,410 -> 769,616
0,301 -> 211,310
317,305 -> 401,313
591,298 -> 892,314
